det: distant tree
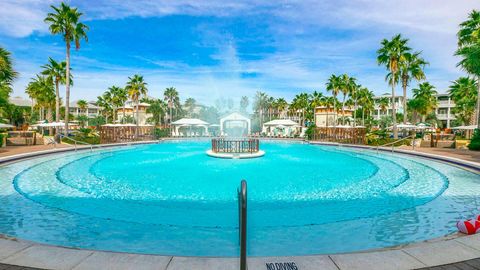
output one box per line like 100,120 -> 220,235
185,97 -> 196,117
126,74 -> 148,137
240,96 -> 249,112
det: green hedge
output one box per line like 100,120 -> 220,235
468,129 -> 480,151
0,133 -> 5,147
154,128 -> 170,139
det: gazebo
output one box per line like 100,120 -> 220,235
219,112 -> 251,137
171,118 -> 210,137
262,119 -> 301,137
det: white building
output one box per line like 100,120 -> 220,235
116,101 -> 153,125
69,101 -> 101,118
371,92 -> 456,128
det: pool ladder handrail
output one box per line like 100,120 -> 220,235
57,134 -> 94,152
238,180 -> 247,270
376,134 -> 416,154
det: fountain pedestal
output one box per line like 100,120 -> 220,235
206,138 -> 265,159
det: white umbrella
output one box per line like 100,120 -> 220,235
0,123 -> 14,128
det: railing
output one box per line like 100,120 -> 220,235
238,180 -> 247,270
58,134 -> 93,152
212,138 -> 259,153
376,134 -> 415,154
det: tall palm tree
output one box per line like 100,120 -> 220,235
377,34 -> 410,138
0,47 -> 17,106
449,77 -> 478,125
41,57 -> 71,124
326,74 -> 342,128
291,93 -> 309,126
396,52 -> 428,123
456,10 -> 480,128
357,87 -> 374,126
96,93 -> 112,123
126,75 -> 148,138
77,99 -> 87,116
26,75 -> 55,124
45,2 -> 88,134
310,91 -> 323,125
164,87 -> 179,127
412,82 -> 438,122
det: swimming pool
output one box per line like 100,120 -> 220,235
0,140 -> 479,256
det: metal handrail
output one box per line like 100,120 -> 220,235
238,180 -> 247,270
376,134 -> 415,154
58,134 -> 93,152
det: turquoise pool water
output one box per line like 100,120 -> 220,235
0,140 -> 480,256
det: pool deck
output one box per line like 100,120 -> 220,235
1,140 -> 480,270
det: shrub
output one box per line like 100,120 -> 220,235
154,128 -> 170,139
0,133 -> 4,147
468,129 -> 480,151
305,125 -> 316,140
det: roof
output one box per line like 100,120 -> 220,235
8,96 -> 32,107
171,118 -> 209,126
69,101 -> 101,109
220,112 -> 250,121
263,119 -> 300,126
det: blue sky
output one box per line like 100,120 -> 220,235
0,0 -> 479,106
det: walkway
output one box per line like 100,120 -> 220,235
398,146 -> 480,163
0,144 -> 72,158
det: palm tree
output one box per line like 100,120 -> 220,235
253,91 -> 268,126
449,77 -> 478,125
377,34 -> 410,138
291,93 -> 309,127
164,87 -> 179,127
26,75 -> 55,124
76,99 -> 88,126
126,75 -> 148,138
107,86 -> 125,123
326,74 -> 342,127
275,98 -> 288,118
378,97 -> 390,116
41,57 -> 71,124
96,93 -> 112,123
45,2 -> 88,134
0,47 -> 17,112
310,91 -> 323,125
396,52 -> 428,123
456,10 -> 480,128
147,99 -> 166,126
357,87 -> 374,126
240,96 -> 249,113
412,82 -> 438,122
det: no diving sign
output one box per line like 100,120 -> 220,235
266,262 -> 298,270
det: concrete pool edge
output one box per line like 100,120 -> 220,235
1,139 -> 480,269
2,233 -> 480,269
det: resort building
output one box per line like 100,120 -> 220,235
435,93 -> 456,128
69,101 -> 101,119
370,93 -> 456,128
116,101 -> 152,125
372,93 -> 406,120
314,106 -> 354,127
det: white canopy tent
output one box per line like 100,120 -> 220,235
262,119 -> 301,137
0,123 -> 15,129
452,125 -> 478,130
220,112 -> 251,136
171,118 -> 210,136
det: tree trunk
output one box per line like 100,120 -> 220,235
135,100 -> 139,140
392,84 -> 398,139
47,107 -> 53,135
476,76 -> 480,129
64,42 -> 71,137
402,80 -> 407,124
354,98 -> 357,127
362,109 -> 365,126
341,95 -> 346,125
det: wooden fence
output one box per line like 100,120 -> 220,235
100,126 -> 155,144
312,127 -> 366,144
212,138 -> 260,153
